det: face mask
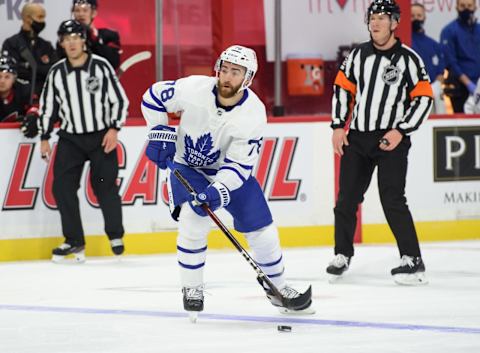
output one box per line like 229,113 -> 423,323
412,19 -> 424,32
31,20 -> 46,35
458,9 -> 474,24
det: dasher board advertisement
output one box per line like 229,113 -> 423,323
0,122 -> 334,240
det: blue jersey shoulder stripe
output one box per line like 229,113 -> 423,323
142,100 -> 166,112
149,86 -> 167,110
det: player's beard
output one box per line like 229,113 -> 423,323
217,81 -> 242,99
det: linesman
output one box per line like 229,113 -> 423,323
39,20 -> 129,262
327,0 -> 433,285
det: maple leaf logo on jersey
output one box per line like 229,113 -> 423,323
183,133 -> 220,167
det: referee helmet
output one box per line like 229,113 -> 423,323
57,20 -> 87,41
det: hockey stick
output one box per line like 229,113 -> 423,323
117,51 -> 152,78
19,47 -> 37,105
170,166 -> 312,311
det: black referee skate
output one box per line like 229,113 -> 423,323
391,255 -> 428,285
110,238 -> 124,256
326,254 -> 350,279
52,243 -> 85,263
182,286 -> 204,323
265,285 -> 315,315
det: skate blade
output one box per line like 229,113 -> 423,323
393,272 -> 428,286
278,306 -> 316,315
51,252 -> 86,264
188,312 -> 198,323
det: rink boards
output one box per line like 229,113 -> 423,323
1,116 -> 479,261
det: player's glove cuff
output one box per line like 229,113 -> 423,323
148,125 -> 177,142
211,182 -> 230,208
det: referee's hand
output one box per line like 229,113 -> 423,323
379,129 -> 402,151
332,128 -> 349,156
102,128 -> 118,154
40,140 -> 51,162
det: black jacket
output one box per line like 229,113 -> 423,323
2,29 -> 57,97
0,81 -> 33,122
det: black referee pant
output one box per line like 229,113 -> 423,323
52,129 -> 124,247
333,130 -> 421,258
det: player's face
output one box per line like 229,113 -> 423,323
0,72 -> 15,94
368,13 -> 397,45
218,61 -> 246,98
411,6 -> 425,21
61,34 -> 85,59
73,4 -> 96,26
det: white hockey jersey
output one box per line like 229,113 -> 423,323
141,75 -> 267,191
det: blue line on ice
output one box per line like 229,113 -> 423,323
1,304 -> 479,335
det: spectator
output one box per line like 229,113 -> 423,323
2,2 -> 57,97
0,55 -> 39,138
411,3 -> 446,113
39,20 -> 128,263
67,0 -> 121,70
440,0 -> 480,113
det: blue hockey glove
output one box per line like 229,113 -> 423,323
146,125 -> 177,169
190,182 -> 230,216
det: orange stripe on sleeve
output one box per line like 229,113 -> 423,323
410,80 -> 433,99
334,71 -> 357,96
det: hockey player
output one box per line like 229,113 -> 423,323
0,55 -> 39,138
70,0 -> 121,70
141,45 -> 313,317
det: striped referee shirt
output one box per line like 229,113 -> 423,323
332,39 -> 433,135
39,53 -> 128,139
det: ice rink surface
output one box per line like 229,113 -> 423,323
1,240 -> 479,353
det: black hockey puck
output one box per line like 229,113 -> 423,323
277,325 -> 292,332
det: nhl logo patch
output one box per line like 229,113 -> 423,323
85,76 -> 100,93
382,65 -> 400,85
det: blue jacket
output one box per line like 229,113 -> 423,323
412,31 -> 446,81
440,19 -> 480,82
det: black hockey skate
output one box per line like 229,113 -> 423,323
110,238 -> 124,256
51,243 -> 85,263
182,286 -> 204,323
326,254 -> 350,280
264,285 -> 315,315
391,255 -> 428,285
